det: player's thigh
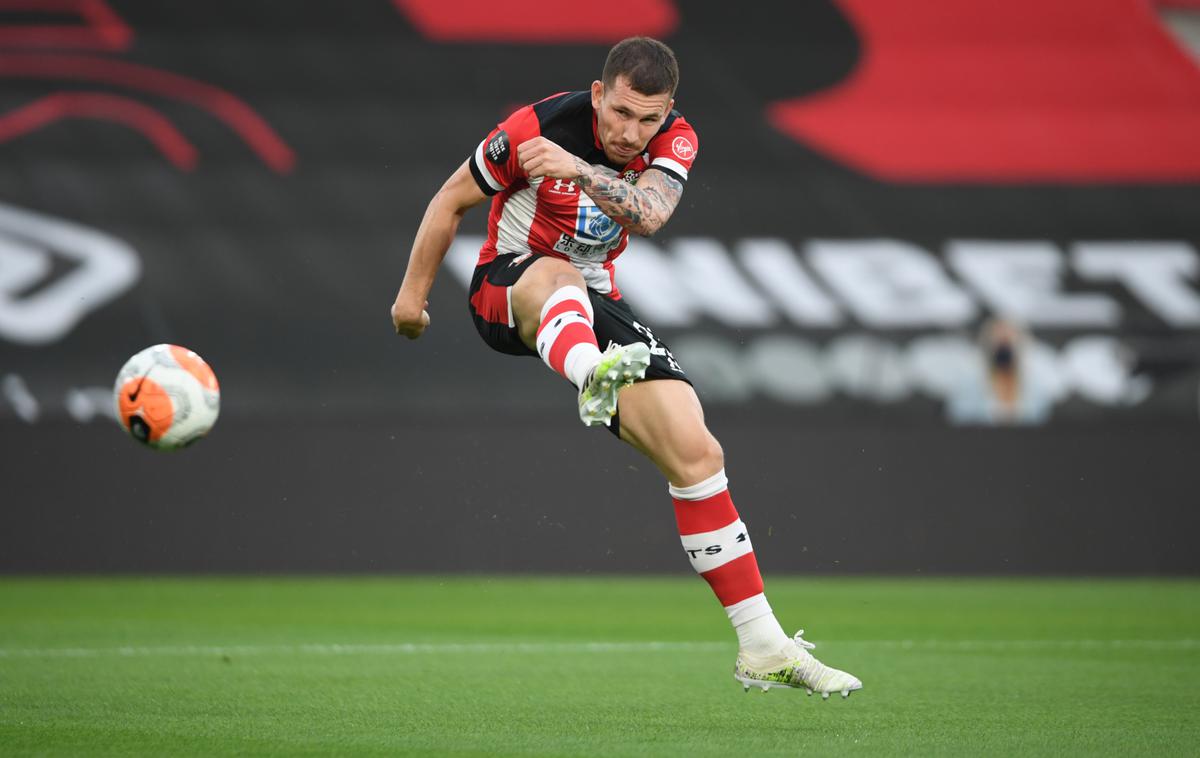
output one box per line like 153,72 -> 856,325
617,379 -> 724,487
510,256 -> 587,348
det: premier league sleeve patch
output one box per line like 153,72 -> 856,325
485,130 -> 510,164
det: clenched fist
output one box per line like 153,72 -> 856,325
517,136 -> 581,180
391,295 -> 430,339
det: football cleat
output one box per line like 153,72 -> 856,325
734,630 -> 862,699
577,342 -> 651,427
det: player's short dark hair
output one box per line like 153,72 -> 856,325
602,37 -> 679,97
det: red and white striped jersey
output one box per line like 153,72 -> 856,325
468,91 -> 698,296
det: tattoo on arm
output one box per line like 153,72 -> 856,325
572,157 -> 684,235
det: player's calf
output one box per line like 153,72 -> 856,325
669,468 -> 862,697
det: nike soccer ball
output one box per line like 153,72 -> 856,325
113,344 -> 220,450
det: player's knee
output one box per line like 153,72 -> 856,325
674,433 -> 724,486
699,435 -> 725,476
549,269 -> 586,291
512,262 -> 585,319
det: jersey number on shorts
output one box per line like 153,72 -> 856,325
633,320 -> 683,373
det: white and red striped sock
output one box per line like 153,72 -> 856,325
535,286 -> 601,388
671,469 -> 791,658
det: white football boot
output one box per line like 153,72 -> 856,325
577,342 -> 651,426
734,631 -> 863,699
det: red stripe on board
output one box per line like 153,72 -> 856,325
393,0 -> 678,43
701,553 -> 765,608
770,0 -> 1200,182
546,322 -> 597,376
0,53 -> 295,173
672,490 -> 736,536
0,0 -> 132,51
0,93 -> 197,170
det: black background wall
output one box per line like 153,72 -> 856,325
4,418 -> 1198,574
2,0 -> 1198,573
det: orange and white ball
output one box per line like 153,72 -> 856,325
113,344 -> 220,450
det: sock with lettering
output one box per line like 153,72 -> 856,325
535,285 -> 601,388
671,469 -> 791,658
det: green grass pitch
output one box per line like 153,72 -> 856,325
1,577 -> 1198,756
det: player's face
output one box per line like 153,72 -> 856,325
591,76 -> 673,165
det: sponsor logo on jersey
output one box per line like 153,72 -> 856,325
671,135 -> 695,161
549,179 -> 577,195
552,233 -> 596,258
576,205 -> 621,245
550,200 -> 623,260
485,130 -> 510,164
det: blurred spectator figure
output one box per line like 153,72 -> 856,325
946,319 -> 1053,426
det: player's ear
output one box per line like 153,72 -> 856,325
591,80 -> 604,110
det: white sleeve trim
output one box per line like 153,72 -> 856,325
473,139 -> 506,192
651,156 -> 689,180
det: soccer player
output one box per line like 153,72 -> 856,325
391,37 -> 862,698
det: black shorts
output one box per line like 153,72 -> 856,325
467,253 -> 691,430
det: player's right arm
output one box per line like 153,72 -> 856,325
391,160 -> 489,339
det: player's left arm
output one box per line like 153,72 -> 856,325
575,160 -> 683,237
516,137 -> 684,236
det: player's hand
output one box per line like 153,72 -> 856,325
391,296 -> 430,339
517,136 -> 580,180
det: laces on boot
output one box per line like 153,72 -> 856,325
792,630 -> 816,651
